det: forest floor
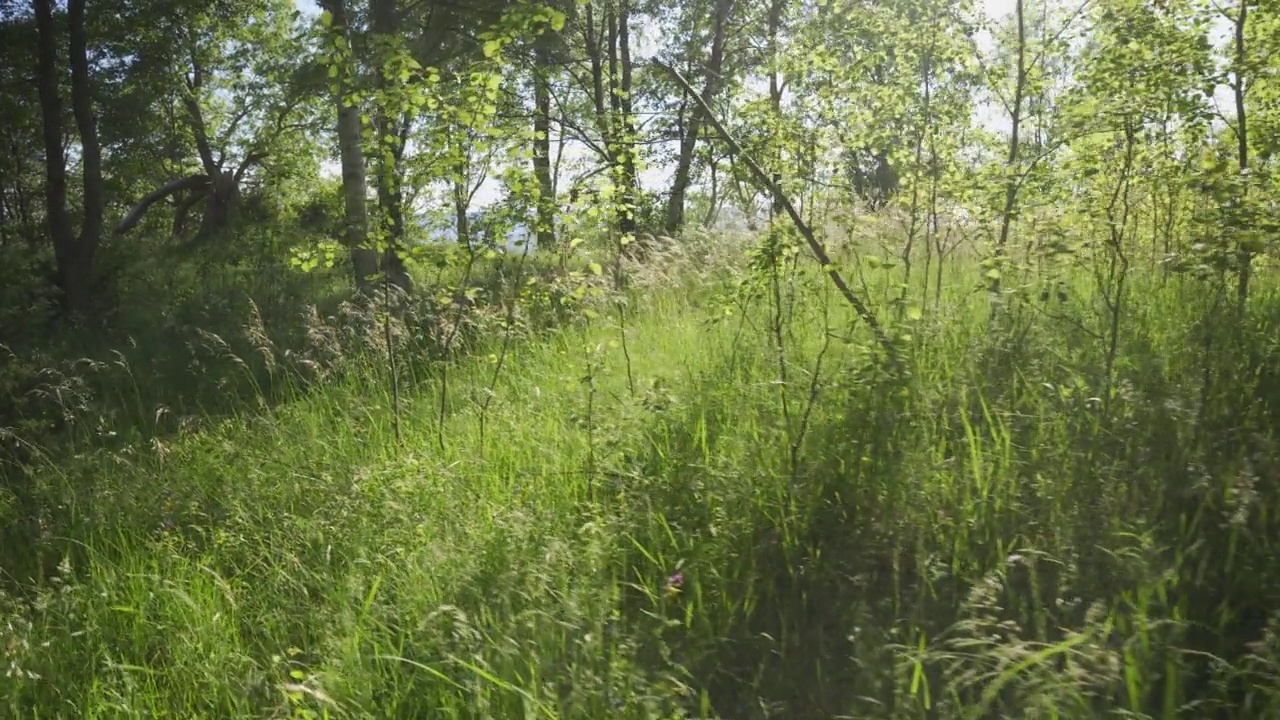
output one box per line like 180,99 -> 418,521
3,230 -> 1280,718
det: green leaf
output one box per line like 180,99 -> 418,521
588,262 -> 603,276
482,39 -> 501,58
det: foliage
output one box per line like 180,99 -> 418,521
4,0 -> 1280,716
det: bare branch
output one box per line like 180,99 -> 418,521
233,150 -> 269,184
172,188 -> 210,237
115,174 -> 211,235
652,60 -> 896,359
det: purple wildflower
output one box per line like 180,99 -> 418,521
665,572 -> 684,598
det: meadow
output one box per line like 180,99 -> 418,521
4,224 -> 1280,719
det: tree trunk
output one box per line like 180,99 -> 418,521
703,153 -> 720,227
34,0 -> 79,313
1232,0 -> 1251,306
370,0 -> 413,294
766,0 -> 784,218
453,144 -> 472,251
33,0 -> 111,316
321,0 -> 378,292
613,0 -> 638,238
584,2 -> 611,154
198,171 -> 238,239
664,0 -> 733,234
532,37 -> 557,250
116,174 -> 211,234
992,0 -> 1025,297
179,51 -> 247,241
61,0 -> 104,314
381,113 -> 413,294
68,0 -> 102,252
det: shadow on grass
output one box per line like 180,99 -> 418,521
609,285 -> 1280,718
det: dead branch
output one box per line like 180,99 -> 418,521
115,174 -> 211,235
651,59 -> 896,358
171,187 -> 210,237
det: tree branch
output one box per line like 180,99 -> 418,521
233,150 -> 269,185
652,60 -> 895,358
172,188 -> 210,237
115,174 -> 211,235
182,50 -> 218,175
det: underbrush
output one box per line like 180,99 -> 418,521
3,226 -> 1280,718
0,225 -> 677,583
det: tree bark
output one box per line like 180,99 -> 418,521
766,0 -> 784,217
1232,0 -> 1251,305
381,113 -> 413,293
992,0 -> 1025,297
664,0 -> 733,234
452,136 -> 472,251
34,0 -> 78,312
584,2 -> 611,153
532,36 -> 557,250
116,174 -> 212,235
703,151 -> 720,227
321,0 -> 378,292
68,0 -> 102,266
198,170 -> 238,239
179,53 -> 247,240
370,0 -> 413,294
613,0 -> 638,238
182,57 -> 218,178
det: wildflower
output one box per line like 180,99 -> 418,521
664,572 -> 684,599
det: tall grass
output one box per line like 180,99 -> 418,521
3,228 -> 1280,718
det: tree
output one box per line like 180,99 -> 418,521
662,0 -> 735,234
532,27 -> 558,249
31,0 -> 104,316
567,0 -> 641,238
991,0 -> 1027,296
113,0 -> 314,244
369,0 -> 413,292
319,0 -> 379,291
0,8 -> 48,252
1223,0 -> 1255,303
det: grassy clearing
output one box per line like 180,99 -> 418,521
4,233 -> 1280,718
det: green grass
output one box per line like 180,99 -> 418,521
4,236 -> 1280,718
